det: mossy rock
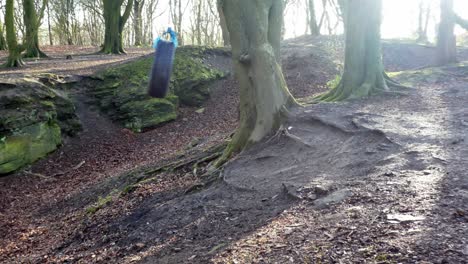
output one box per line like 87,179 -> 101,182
0,122 -> 61,174
0,78 -> 81,136
88,46 -> 227,132
171,47 -> 226,106
0,77 -> 81,174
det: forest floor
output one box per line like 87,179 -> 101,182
1,36 -> 468,263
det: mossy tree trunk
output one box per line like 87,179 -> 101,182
215,0 -> 297,167
436,0 -> 456,66
216,0 -> 230,46
5,0 -> 24,67
23,0 -> 48,58
317,0 -> 401,101
101,0 -> 133,54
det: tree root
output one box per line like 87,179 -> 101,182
312,72 -> 412,102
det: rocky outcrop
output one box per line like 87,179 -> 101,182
0,77 -> 81,174
88,46 -> 227,132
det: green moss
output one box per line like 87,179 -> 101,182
390,65 -> 459,87
0,122 -> 61,174
89,46 -> 226,131
85,194 -> 114,215
0,77 -> 81,174
171,47 -> 226,106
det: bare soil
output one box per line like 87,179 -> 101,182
1,37 -> 468,263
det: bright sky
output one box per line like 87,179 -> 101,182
280,0 -> 468,41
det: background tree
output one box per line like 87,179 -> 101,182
436,0 -> 456,66
216,0 -> 229,46
133,0 -> 145,46
169,0 -> 188,45
416,0 -> 431,43
22,0 -> 48,58
81,0 -> 104,46
317,0 -> 401,101
307,0 -> 320,36
50,0 -> 81,45
5,0 -> 24,67
0,20 -> 7,50
215,0 -> 297,166
101,0 -> 133,54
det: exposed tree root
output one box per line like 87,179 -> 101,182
311,73 -> 412,103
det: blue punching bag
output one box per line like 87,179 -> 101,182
148,28 -> 178,98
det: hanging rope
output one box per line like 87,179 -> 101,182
148,27 -> 178,98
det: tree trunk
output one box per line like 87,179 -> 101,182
102,0 -> 133,54
216,0 -> 231,47
134,0 -> 144,46
23,0 -> 47,58
5,0 -> 24,67
416,1 -> 430,43
215,0 -> 297,166
0,20 -> 7,50
436,0 -> 456,66
46,1 -> 53,45
308,0 -> 320,36
317,0 -> 401,101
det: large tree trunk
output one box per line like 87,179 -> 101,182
318,0 -> 401,101
23,0 -> 47,58
308,0 -> 320,36
215,0 -> 297,166
133,0 -> 144,46
5,0 -> 24,67
436,0 -> 456,66
102,0 -> 133,54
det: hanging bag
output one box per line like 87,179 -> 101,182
148,28 -> 178,98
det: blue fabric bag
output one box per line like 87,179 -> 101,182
148,28 -> 178,98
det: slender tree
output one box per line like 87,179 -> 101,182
215,0 -> 298,166
317,0 -> 402,101
101,0 -> 133,54
216,0 -> 230,46
308,0 -> 320,36
0,20 -> 7,50
133,0 -> 145,46
22,0 -> 48,58
5,0 -> 24,67
416,0 -> 431,43
436,0 -> 456,66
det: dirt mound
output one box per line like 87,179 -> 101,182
2,38 -> 468,263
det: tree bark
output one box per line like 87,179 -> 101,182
133,0 -> 145,46
5,0 -> 24,67
317,0 -> 401,101
46,1 -> 53,46
215,0 -> 297,166
436,0 -> 456,66
101,0 -> 133,54
308,0 -> 320,36
416,0 -> 430,43
0,20 -> 7,50
23,0 -> 48,58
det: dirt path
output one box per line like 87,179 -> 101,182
1,38 -> 467,263
0,46 -> 153,77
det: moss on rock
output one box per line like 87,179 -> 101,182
0,78 -> 80,174
171,47 -> 226,106
88,46 -> 226,132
